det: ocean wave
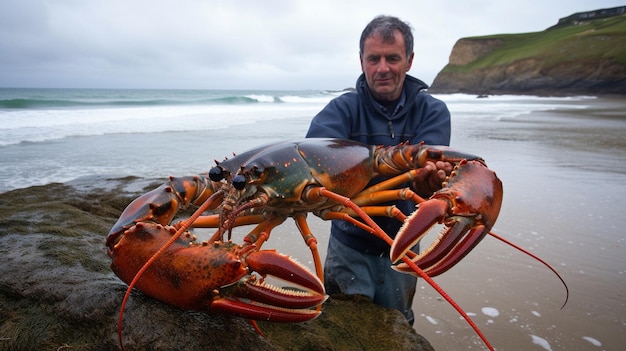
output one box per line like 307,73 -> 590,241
0,89 -> 335,110
0,88 -> 339,147
0,101 -> 326,147
0,95 -> 276,109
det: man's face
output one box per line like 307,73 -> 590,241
360,30 -> 414,101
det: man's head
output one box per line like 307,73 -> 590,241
359,15 -> 414,102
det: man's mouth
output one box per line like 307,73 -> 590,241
375,77 -> 392,85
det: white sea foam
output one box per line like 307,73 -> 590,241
530,335 -> 553,351
582,336 -> 602,347
0,96 -> 328,146
244,94 -> 278,103
481,307 -> 500,318
422,314 -> 438,325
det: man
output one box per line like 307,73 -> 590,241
305,15 -> 451,325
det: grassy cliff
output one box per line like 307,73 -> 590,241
430,11 -> 626,95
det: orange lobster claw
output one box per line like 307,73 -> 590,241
210,249 -> 327,322
390,159 -> 503,276
109,222 -> 326,324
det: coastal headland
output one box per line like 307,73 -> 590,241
429,6 -> 626,96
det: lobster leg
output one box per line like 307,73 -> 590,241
241,214 -> 286,248
351,169 -> 427,204
189,213 -> 267,228
293,213 -> 323,283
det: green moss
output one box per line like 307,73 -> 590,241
37,238 -> 109,273
0,297 -> 114,351
0,305 -> 57,350
443,14 -> 626,72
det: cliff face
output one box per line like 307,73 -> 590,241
446,38 -> 504,66
429,9 -> 626,96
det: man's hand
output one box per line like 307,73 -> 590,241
412,161 -> 453,198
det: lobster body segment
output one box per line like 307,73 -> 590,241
213,139 -> 376,206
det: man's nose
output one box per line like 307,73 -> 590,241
377,58 -> 391,73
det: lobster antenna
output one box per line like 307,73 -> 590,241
399,255 -> 495,351
488,231 -> 569,309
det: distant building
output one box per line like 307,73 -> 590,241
552,6 -> 626,27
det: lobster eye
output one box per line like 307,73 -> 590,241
232,175 -> 247,190
209,167 -> 224,182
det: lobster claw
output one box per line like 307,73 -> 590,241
211,249 -> 327,322
109,222 -> 326,325
390,159 -> 503,276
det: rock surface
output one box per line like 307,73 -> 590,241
0,176 -> 434,351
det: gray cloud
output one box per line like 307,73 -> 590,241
1,0 -> 623,90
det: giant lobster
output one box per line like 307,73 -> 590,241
106,138 -> 567,350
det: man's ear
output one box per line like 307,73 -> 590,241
406,52 -> 414,71
359,52 -> 365,73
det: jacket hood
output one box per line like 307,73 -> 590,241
355,73 -> 429,100
355,74 -> 430,120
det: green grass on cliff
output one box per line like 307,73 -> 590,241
444,14 -> 626,72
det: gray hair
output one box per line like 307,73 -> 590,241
359,15 -> 414,58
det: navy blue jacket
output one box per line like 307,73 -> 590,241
306,74 -> 451,255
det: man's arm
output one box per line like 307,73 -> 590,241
411,96 -> 453,197
306,99 -> 352,139
411,96 -> 451,146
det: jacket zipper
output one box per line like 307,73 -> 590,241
388,121 -> 395,139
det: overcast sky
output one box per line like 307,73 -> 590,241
1,0 -> 624,90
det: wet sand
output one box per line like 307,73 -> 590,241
261,97 -> 626,350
